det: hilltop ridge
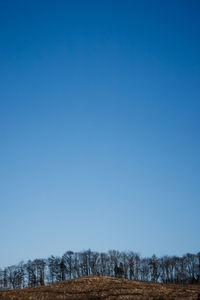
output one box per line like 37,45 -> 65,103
0,275 -> 200,300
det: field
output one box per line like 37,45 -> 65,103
0,276 -> 200,300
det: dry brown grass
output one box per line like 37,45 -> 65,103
0,276 -> 200,300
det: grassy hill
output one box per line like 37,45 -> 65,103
0,276 -> 200,300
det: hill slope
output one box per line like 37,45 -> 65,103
0,276 -> 200,300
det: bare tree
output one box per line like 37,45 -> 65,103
1,250 -> 200,290
62,251 -> 74,279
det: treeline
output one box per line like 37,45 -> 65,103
0,250 -> 200,290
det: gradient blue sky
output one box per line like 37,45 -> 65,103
0,0 -> 200,268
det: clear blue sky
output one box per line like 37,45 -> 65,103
0,0 -> 200,268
